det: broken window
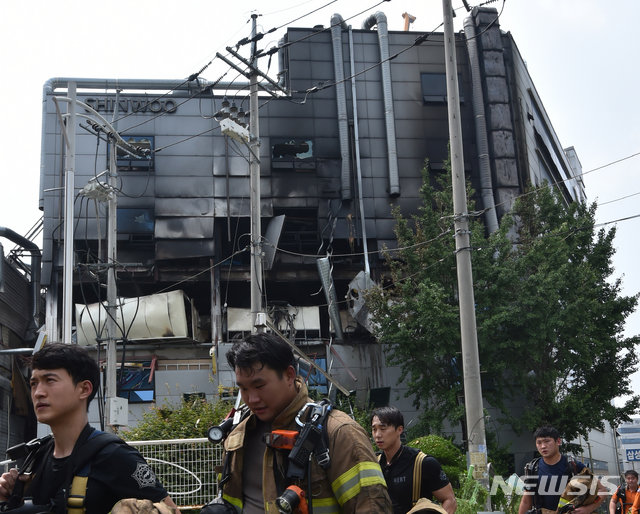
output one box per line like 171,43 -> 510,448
271,137 -> 315,170
109,136 -> 154,171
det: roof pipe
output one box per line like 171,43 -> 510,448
0,227 -> 41,342
362,12 -> 400,197
42,77 -> 253,96
349,26 -> 370,276
463,16 -> 499,233
330,15 -> 352,200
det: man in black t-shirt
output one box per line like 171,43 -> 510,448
371,407 -> 456,514
0,343 -> 179,514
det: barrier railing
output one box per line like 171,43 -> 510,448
128,437 -> 222,509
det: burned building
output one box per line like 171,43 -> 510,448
37,7 -> 584,439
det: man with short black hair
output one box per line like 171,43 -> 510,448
371,406 -> 456,514
613,469 -> 639,514
213,332 -> 392,513
0,342 -> 179,513
518,425 -> 602,514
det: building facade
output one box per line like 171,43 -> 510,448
28,7 -> 592,469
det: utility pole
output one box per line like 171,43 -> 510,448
104,140 -> 118,430
586,440 -> 594,469
62,82 -> 77,344
55,91 -> 142,430
216,14 -> 287,332
249,13 -> 265,333
613,425 -> 622,478
441,0 -> 489,493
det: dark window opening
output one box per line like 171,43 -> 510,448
420,73 -> 464,104
369,387 -> 391,408
275,208 -> 319,255
117,208 -> 155,235
271,137 -> 315,170
109,136 -> 154,171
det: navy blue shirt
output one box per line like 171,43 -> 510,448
523,455 -> 585,510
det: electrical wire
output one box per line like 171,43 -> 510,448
266,0 -> 338,33
155,245 -> 250,295
599,191 -> 640,207
462,0 -> 506,42
153,126 -> 221,154
468,149 -> 640,222
255,0 -> 389,59
119,70 -> 235,134
266,15 -> 448,107
595,213 -> 640,228
111,55 -> 225,129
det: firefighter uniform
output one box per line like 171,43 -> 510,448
221,378 -> 392,513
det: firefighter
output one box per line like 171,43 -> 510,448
210,332 -> 391,513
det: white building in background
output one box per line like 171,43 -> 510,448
617,418 -> 640,473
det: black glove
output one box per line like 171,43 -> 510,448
199,497 -> 236,514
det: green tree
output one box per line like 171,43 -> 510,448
367,164 -> 639,441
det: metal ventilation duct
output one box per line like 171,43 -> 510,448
317,257 -> 344,341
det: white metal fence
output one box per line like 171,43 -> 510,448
1,437 -> 222,510
128,437 -> 223,509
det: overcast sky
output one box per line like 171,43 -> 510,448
1,0 -> 638,404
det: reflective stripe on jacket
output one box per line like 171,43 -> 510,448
221,378 -> 391,513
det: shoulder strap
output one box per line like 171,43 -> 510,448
72,430 -> 123,474
524,457 -> 541,509
566,455 -> 578,477
524,456 -> 540,475
66,430 -> 125,514
412,451 -> 427,505
617,485 -> 626,503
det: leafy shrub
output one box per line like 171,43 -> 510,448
407,434 -> 466,488
120,397 -> 233,441
455,466 -> 489,513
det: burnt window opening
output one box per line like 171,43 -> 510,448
275,209 -> 319,255
109,136 -> 154,171
271,137 -> 315,171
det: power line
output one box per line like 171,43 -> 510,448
595,213 -> 640,228
599,191 -> 640,207
474,149 -> 640,220
255,0 -> 389,60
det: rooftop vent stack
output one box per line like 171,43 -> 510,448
362,12 -> 400,197
331,14 -> 352,200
